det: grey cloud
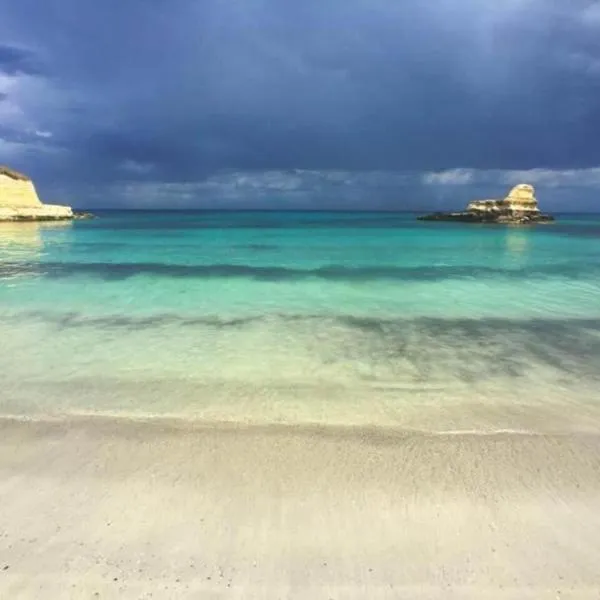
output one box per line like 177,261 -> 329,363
423,166 -> 600,189
2,0 -> 600,209
0,44 -> 44,76
36,167 -> 599,212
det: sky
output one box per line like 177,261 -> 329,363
1,0 -> 600,210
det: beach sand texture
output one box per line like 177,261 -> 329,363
2,416 -> 600,599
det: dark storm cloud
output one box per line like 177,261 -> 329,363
0,44 -> 44,76
1,0 -> 600,207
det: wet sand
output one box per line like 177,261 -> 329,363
1,416 -> 600,598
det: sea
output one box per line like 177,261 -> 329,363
1,211 -> 600,430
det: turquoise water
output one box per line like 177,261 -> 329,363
1,212 -> 600,425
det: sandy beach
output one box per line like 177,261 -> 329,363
3,0 -> 600,594
2,416 -> 600,599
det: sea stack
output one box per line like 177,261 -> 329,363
0,166 -> 74,221
418,183 -> 554,224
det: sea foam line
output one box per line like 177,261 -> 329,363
0,412 -> 581,438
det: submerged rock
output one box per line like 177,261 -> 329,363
418,184 -> 555,224
0,165 -> 75,221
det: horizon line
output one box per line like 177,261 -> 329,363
74,207 -> 600,215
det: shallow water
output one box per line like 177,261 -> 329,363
1,212 -> 600,427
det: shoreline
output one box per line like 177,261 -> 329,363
2,415 -> 600,598
4,378 -> 600,435
0,410 -> 598,437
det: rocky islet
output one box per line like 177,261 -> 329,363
418,184 -> 555,224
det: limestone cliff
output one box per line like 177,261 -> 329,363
418,183 -> 554,224
0,166 -> 73,221
504,184 -> 539,210
466,184 -> 540,215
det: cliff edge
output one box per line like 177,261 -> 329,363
418,184 -> 554,224
0,166 -> 73,221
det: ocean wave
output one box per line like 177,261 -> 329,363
2,310 -> 599,381
2,260 -> 600,282
4,310 -> 600,333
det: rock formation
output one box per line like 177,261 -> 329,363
0,166 -> 74,221
418,183 -> 554,224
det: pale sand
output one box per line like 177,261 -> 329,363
1,417 -> 600,599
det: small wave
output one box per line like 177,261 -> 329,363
428,428 -> 543,436
2,260 -> 600,282
4,310 -> 600,335
0,413 -> 581,438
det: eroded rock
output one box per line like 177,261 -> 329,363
418,183 -> 554,224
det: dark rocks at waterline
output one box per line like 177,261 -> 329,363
417,212 -> 555,224
1,210 -> 96,222
73,211 -> 96,220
